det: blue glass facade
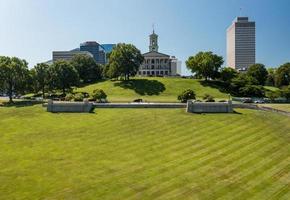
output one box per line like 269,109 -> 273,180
80,41 -> 106,64
101,44 -> 116,54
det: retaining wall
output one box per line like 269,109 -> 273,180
93,102 -> 186,108
187,101 -> 233,113
47,100 -> 93,113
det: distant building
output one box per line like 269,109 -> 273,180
139,30 -> 181,76
80,41 -> 106,64
52,41 -> 107,64
227,17 -> 256,71
170,56 -> 182,75
52,51 -> 93,62
101,44 -> 116,54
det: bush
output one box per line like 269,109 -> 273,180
203,94 -> 215,102
239,85 -> 265,97
266,91 -> 281,102
74,93 -> 85,102
178,89 -> 196,103
65,93 -> 75,101
91,89 -> 107,102
281,86 -> 290,101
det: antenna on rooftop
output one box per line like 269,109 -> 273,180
152,23 -> 155,33
239,7 -> 243,16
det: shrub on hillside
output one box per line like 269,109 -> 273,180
239,85 -> 265,97
203,94 -> 215,102
91,89 -> 107,102
74,93 -> 85,102
281,86 -> 290,101
65,93 -> 75,101
266,91 -> 281,102
178,89 -> 196,103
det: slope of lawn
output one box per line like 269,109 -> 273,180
76,77 -> 229,102
0,105 -> 289,199
261,104 -> 290,112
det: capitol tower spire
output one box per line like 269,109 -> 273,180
149,25 -> 158,52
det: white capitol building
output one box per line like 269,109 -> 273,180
138,30 -> 181,76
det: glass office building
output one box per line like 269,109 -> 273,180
80,41 -> 106,64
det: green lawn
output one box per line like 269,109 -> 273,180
264,86 -> 281,92
261,104 -> 290,112
0,106 -> 289,199
76,77 -> 229,102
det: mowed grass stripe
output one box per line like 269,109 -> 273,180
0,106 -> 289,199
142,127 -> 278,199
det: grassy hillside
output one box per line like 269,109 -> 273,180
261,104 -> 290,112
0,106 -> 289,199
76,77 -> 229,102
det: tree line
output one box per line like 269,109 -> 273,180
0,43 -> 143,102
1,47 -> 290,102
186,51 -> 290,98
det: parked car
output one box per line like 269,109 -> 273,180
242,98 -> 253,103
254,100 -> 265,104
133,99 -> 143,103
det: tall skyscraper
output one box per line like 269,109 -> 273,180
227,17 -> 256,71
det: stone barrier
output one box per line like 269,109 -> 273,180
93,102 -> 186,108
186,101 -> 233,113
47,99 -> 94,113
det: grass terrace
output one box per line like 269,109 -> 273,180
0,105 -> 289,199
76,77 -> 229,102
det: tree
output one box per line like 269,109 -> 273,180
91,89 -> 107,102
178,89 -> 196,103
275,63 -> 290,87
281,86 -> 290,101
265,68 -> 276,86
266,90 -> 281,102
49,60 -> 79,95
230,73 -> 258,95
239,85 -> 265,97
27,68 -> 38,94
0,56 -> 29,102
186,51 -> 224,80
220,67 -> 238,83
108,43 -> 144,80
71,54 -> 102,83
247,63 -> 268,85
34,63 -> 50,98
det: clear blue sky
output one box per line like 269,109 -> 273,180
0,0 -> 289,74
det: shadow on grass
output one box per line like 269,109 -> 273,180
77,79 -> 107,88
1,100 -> 44,108
114,79 -> 166,95
199,80 -> 230,94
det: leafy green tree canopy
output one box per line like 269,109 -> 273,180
0,56 -> 29,102
281,86 -> 290,100
186,51 -> 224,80
275,62 -> 290,87
71,54 -> 102,83
107,43 -> 144,80
49,60 -> 79,95
34,63 -> 50,98
247,63 -> 268,85
220,67 -> 238,83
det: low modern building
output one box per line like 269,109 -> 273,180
138,30 -> 181,76
52,51 -> 93,62
52,41 -> 107,64
227,17 -> 256,71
